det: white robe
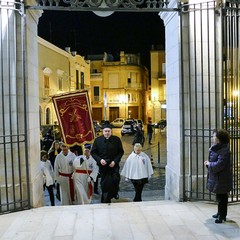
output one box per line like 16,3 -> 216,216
72,155 -> 99,204
121,151 -> 153,180
40,160 -> 54,187
54,150 -> 76,205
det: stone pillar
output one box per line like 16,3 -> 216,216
160,0 -> 182,200
0,0 -> 43,210
160,0 -> 222,200
25,3 -> 44,207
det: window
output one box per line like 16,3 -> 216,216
81,72 -> 84,89
44,75 -> 49,96
162,63 -> 166,77
58,76 -> 63,91
94,86 -> 99,102
76,70 -> 79,90
46,108 -> 50,124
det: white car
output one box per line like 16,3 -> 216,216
110,118 -> 125,128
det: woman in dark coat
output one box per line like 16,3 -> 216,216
204,129 -> 232,223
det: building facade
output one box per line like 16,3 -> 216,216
89,51 -> 149,123
38,38 -> 91,127
149,49 -> 166,123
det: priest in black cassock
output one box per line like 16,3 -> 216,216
91,124 -> 124,203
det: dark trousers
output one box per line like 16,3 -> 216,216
148,132 -> 153,144
45,184 -> 55,206
131,178 -> 148,202
100,170 -> 120,203
216,193 -> 228,218
94,174 -> 100,194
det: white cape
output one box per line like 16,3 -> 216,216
121,151 -> 153,180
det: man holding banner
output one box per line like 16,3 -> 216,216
91,124 -> 124,203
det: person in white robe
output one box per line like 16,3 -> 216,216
55,143 -> 76,205
121,143 -> 153,202
40,150 -> 55,206
72,148 -> 99,204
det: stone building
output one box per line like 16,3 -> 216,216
88,51 -> 149,123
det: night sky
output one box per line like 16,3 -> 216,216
38,11 -> 165,69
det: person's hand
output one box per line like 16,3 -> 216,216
100,159 -> 107,166
87,176 -> 92,183
204,160 -> 209,166
109,161 -> 115,168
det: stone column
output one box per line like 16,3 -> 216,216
0,0 -> 43,210
159,0 -> 182,200
25,2 -> 44,207
160,0 -> 222,200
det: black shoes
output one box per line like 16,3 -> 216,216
215,217 -> 226,223
212,213 -> 226,223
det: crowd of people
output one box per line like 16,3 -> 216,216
40,121 -> 232,225
40,122 -> 154,206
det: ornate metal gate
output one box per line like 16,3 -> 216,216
180,0 -> 240,202
0,1 -> 30,214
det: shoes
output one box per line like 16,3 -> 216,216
212,213 -> 226,222
215,217 -> 226,223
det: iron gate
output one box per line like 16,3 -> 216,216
181,0 -> 240,202
0,1 -> 30,214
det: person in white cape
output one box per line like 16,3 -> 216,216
121,143 -> 153,202
72,147 -> 99,204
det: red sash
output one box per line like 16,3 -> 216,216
75,169 -> 93,199
59,172 -> 74,202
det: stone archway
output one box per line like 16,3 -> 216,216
1,0 -> 240,214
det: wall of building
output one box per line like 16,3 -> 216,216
90,52 -> 148,122
38,38 -> 90,126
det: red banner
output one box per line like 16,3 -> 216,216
52,91 -> 95,146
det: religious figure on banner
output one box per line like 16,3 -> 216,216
52,91 -> 95,146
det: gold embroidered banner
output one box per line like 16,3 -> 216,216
52,91 -> 95,146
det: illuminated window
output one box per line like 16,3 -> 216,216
44,75 -> 49,96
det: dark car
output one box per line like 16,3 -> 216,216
41,124 -> 61,140
93,120 -> 101,134
136,119 -> 144,130
155,119 -> 167,130
121,119 -> 138,136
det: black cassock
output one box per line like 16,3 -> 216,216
91,135 -> 124,203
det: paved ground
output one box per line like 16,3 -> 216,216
1,200 -> 240,239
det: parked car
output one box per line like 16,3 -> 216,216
155,119 -> 167,130
110,118 -> 125,128
136,119 -> 144,130
41,124 -> 61,140
93,120 -> 101,134
121,119 -> 138,136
